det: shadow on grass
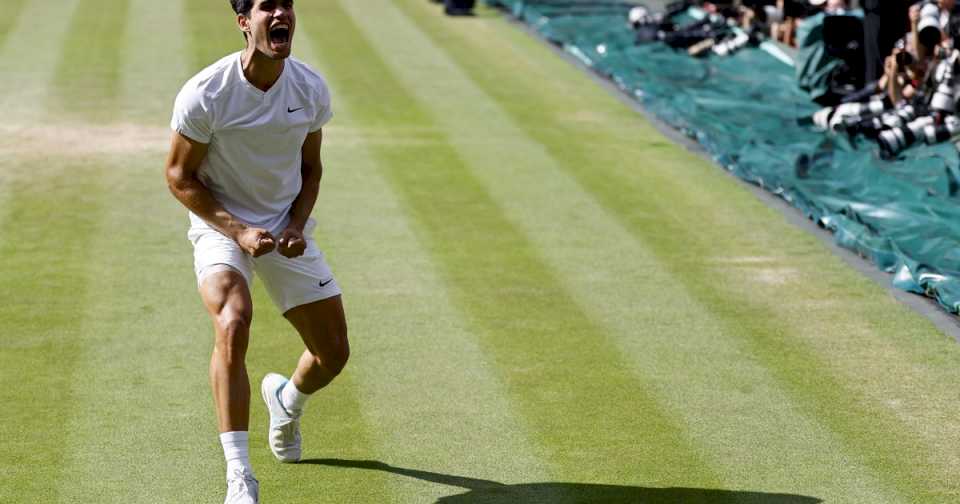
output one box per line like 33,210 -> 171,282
300,458 -> 822,503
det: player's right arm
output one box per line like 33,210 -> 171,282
165,132 -> 276,257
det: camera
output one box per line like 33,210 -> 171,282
713,31 -> 753,56
628,6 -> 653,28
878,116 -> 935,157
883,105 -> 919,129
808,99 -> 888,131
657,17 -> 729,48
923,115 -> 960,144
803,99 -> 878,131
931,51 -> 960,115
847,106 -> 919,140
895,51 -> 914,69
918,2 -> 944,49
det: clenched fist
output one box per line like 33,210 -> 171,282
237,227 -> 276,257
278,227 -> 306,258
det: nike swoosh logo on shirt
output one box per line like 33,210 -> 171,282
287,107 -> 304,113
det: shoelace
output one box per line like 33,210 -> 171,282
227,469 -> 258,497
272,418 -> 301,448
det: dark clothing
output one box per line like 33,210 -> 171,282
445,0 -> 475,15
863,0 -> 910,82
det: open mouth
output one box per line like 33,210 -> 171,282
269,24 -> 291,46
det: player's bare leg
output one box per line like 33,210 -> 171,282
261,295 -> 348,462
201,269 -> 254,433
286,295 -> 350,393
200,269 -> 259,501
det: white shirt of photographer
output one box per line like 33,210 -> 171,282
171,51 -> 333,234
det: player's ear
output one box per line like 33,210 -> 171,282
237,14 -> 251,38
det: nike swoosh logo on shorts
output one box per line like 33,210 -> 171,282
288,107 -> 303,113
319,278 -> 333,287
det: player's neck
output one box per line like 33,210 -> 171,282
241,47 -> 285,92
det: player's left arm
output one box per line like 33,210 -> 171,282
278,129 -> 323,258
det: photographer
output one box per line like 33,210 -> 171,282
910,0 -> 956,63
770,0 -> 826,46
883,47 -> 923,106
869,1 -> 955,108
863,0 -> 910,82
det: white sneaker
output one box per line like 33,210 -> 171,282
260,373 -> 302,463
224,468 -> 259,504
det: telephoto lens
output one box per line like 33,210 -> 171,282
931,51 -> 960,115
803,99 -> 889,131
628,6 -> 652,28
918,2 -> 945,49
882,105 -> 918,129
712,31 -> 751,56
923,115 -> 960,144
850,117 -> 886,139
803,106 -> 835,130
848,106 -> 918,140
829,100 -> 888,130
878,116 -> 935,157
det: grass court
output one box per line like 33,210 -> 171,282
3,1 -> 960,502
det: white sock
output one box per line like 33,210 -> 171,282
220,431 -> 253,476
280,379 -> 311,415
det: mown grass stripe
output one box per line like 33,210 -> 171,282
121,0 -> 190,124
400,3 -> 960,501
385,2 -> 902,501
177,5 -> 392,502
292,24 -> 555,502
46,153 -> 217,503
0,0 -> 27,50
52,0 -> 132,121
47,2 -> 214,499
0,157 -> 108,503
184,0 -> 242,74
0,0 -> 81,123
319,0 -> 729,494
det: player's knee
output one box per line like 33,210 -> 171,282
214,310 -> 252,363
318,339 -> 349,376
329,343 -> 350,375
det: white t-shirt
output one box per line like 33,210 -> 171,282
171,52 -> 333,233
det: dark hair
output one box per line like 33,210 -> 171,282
230,0 -> 254,41
230,0 -> 254,16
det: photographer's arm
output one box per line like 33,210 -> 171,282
883,53 -> 904,104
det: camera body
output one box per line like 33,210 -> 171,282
895,51 -> 914,69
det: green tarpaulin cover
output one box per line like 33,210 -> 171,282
488,0 -> 960,314
795,12 -> 843,103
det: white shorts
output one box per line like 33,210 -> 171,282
187,218 -> 341,313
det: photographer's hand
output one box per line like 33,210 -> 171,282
884,52 -> 897,79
